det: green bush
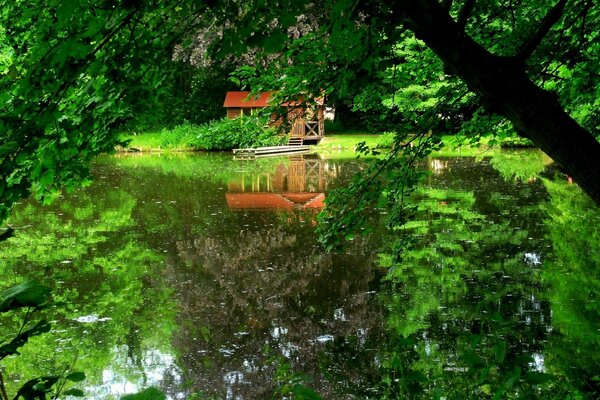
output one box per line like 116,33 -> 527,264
376,131 -> 397,148
191,116 -> 285,150
159,123 -> 198,148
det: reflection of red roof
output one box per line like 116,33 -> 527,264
304,193 -> 325,208
226,193 -> 325,210
224,91 -> 325,108
226,193 -> 292,209
223,91 -> 273,108
282,193 -> 322,204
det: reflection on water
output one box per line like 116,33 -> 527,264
226,156 -> 332,212
0,151 -> 598,399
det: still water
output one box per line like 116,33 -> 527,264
0,151 -> 598,399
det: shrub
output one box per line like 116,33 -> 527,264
159,122 -> 198,148
191,116 -> 285,150
376,131 -> 397,148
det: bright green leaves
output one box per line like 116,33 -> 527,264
0,0 -> 212,224
0,281 -> 86,399
0,281 -> 52,361
270,354 -> 323,400
191,116 -> 284,151
0,280 -> 51,312
317,132 -> 438,251
12,371 -> 87,399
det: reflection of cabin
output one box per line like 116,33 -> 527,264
226,156 -> 333,211
226,193 -> 325,211
223,91 -> 325,142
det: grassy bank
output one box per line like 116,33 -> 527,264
122,130 -> 193,152
120,125 -> 534,157
316,134 -> 386,150
120,118 -> 283,152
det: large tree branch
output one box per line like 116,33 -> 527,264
456,0 -> 476,32
392,0 -> 600,204
516,0 -> 567,61
441,0 -> 453,11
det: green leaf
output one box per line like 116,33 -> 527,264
64,388 -> 85,397
56,0 -> 77,24
15,376 -> 60,398
263,31 -> 287,53
120,387 -> 166,400
65,372 -> 86,382
0,280 -> 51,312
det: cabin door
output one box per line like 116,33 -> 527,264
291,120 -> 305,138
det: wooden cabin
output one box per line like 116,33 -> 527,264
223,91 -> 325,142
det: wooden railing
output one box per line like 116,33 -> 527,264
305,121 -> 320,137
291,119 -> 324,138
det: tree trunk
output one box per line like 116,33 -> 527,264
394,0 -> 600,204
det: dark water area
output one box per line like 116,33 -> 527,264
1,151 -> 599,399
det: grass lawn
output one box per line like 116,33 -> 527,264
316,134 -> 383,150
119,128 -> 534,157
121,131 -> 195,152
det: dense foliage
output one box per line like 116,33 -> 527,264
126,117 -> 283,151
2,152 -> 598,398
0,0 -> 208,222
192,116 -> 285,150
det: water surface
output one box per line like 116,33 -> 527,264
0,150 -> 598,399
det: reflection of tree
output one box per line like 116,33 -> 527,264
0,183 -> 176,397
97,152 -> 387,398
0,152 -> 380,398
377,157 -> 559,399
168,217 -> 385,398
541,179 -> 600,397
488,149 -> 551,182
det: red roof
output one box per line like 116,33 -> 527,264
223,91 -> 273,108
224,91 -> 325,108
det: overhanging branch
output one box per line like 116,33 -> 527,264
516,0 -> 567,61
456,0 -> 476,32
441,0 -> 453,11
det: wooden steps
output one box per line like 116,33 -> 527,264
288,137 -> 304,146
233,145 -> 312,159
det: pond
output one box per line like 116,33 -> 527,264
0,150 -> 598,399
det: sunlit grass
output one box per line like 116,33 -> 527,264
120,128 -> 537,158
316,134 -> 383,150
